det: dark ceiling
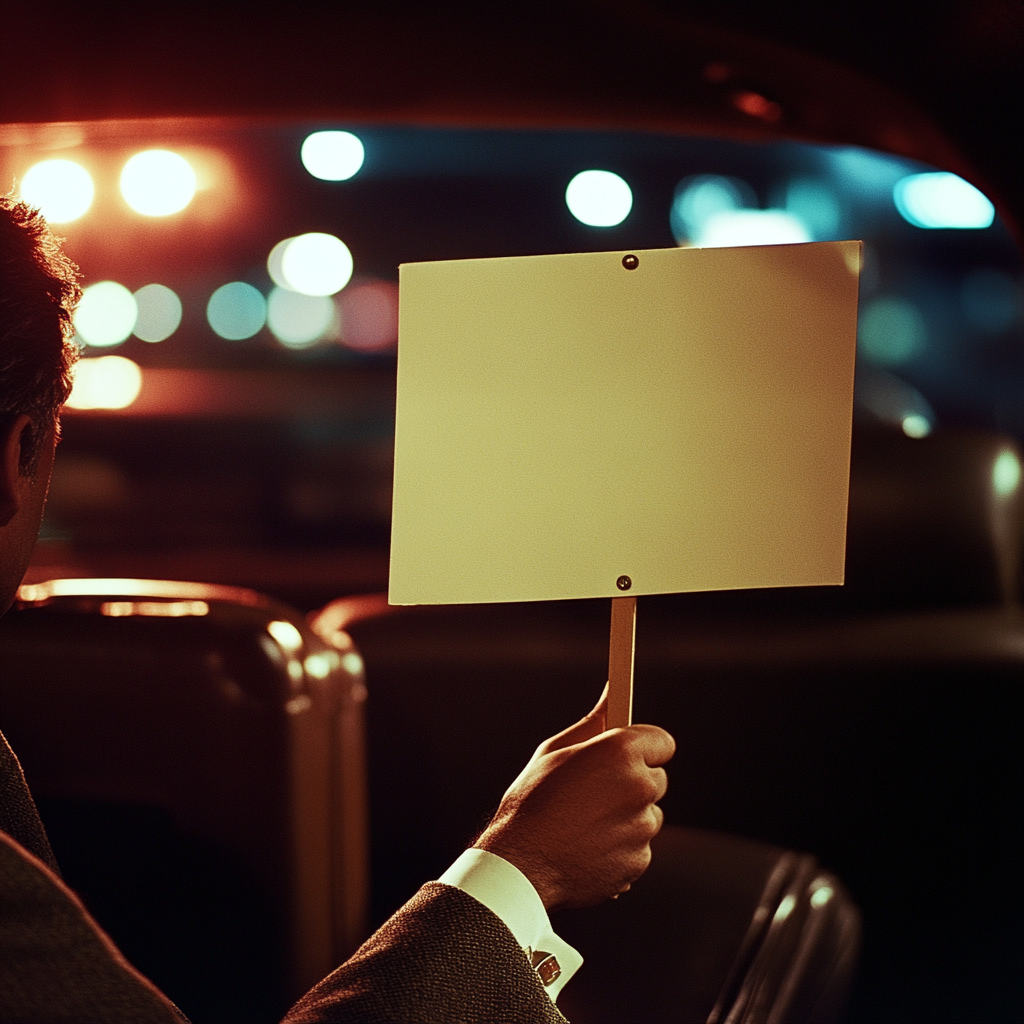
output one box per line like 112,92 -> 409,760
1,1 -> 1020,236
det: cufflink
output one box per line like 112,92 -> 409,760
531,949 -> 562,987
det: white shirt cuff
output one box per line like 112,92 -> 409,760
438,848 -> 583,1002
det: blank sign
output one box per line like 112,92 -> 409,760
390,242 -> 860,605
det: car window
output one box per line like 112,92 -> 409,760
4,121 -> 1021,574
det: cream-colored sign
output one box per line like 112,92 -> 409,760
390,242 -> 860,606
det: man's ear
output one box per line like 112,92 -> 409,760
0,414 -> 33,527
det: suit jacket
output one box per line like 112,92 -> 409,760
0,732 -> 567,1024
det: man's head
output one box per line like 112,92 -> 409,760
0,193 -> 81,613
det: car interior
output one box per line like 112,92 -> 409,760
0,4 -> 1021,1023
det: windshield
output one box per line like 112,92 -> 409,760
4,121 -> 1021,581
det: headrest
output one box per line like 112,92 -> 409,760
312,427 -> 1022,630
843,427 -> 1022,609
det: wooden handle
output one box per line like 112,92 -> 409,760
607,596 -> 636,730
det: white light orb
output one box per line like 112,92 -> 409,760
120,149 -> 197,216
278,233 -> 353,296
207,282 -> 266,340
267,287 -> 334,347
301,131 -> 365,181
565,170 -> 633,227
901,414 -> 932,439
74,281 -> 138,347
696,209 -> 811,248
133,284 -> 182,342
20,160 -> 94,223
65,356 -> 143,410
267,237 -> 295,290
893,172 -> 995,229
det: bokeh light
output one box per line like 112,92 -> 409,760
697,210 -> 810,247
565,170 -> 633,227
893,172 -> 994,229
858,296 -> 927,366
20,159 -> 94,223
784,179 -> 842,239
133,284 -> 182,342
338,280 -> 399,351
301,131 -> 365,181
267,287 -> 334,347
267,237 -> 295,290
120,150 -> 197,216
855,363 -> 934,435
74,282 -> 138,348
274,233 -> 353,296
901,414 -> 931,439
992,450 -> 1021,498
670,174 -> 757,244
207,282 -> 266,340
65,356 -> 143,410
960,269 -> 1021,332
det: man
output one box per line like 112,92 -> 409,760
0,194 -> 675,1022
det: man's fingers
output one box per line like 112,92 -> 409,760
540,682 -> 608,754
625,724 -> 676,767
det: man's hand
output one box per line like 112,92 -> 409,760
473,686 -> 676,911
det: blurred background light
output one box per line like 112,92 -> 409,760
133,284 -> 182,342
671,174 -> 757,243
826,147 -> 909,202
960,269 -> 1021,332
732,91 -> 782,123
992,449 -> 1021,498
893,172 -> 995,229
74,281 -> 138,347
697,209 -> 810,247
267,237 -> 295,290
301,130 -> 365,181
901,414 -> 931,438
784,179 -> 842,239
565,170 -> 633,227
858,296 -> 927,366
267,287 -> 334,347
338,280 -> 399,351
207,282 -> 266,340
20,159 -> 94,223
65,356 -> 143,410
854,362 -> 935,436
120,149 -> 197,216
277,232 -> 353,296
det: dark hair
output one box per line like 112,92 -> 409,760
0,192 -> 81,475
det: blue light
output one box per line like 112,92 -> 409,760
670,174 -> 755,244
858,296 -> 927,367
960,269 -> 1021,332
784,179 -> 842,239
893,173 -> 995,229
207,282 -> 266,340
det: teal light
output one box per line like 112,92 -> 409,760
207,282 -> 266,340
858,296 -> 927,366
993,450 -> 1021,498
893,173 -> 995,229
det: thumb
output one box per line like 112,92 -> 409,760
539,683 -> 608,754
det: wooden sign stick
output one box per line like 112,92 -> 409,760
606,596 -> 637,730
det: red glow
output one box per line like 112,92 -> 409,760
338,280 -> 399,352
732,91 -> 782,122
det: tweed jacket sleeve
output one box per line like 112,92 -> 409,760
0,831 -> 189,1024
282,881 -> 570,1024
